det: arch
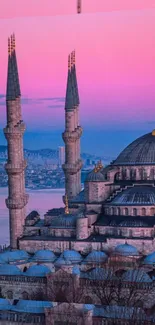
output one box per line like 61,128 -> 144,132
114,172 -> 120,181
7,290 -> 13,299
133,208 -> 137,216
117,207 -> 121,215
22,291 -> 29,300
23,266 -> 27,272
150,168 -> 155,180
141,208 -> 146,216
111,207 -> 115,215
84,296 -> 93,304
150,208 -> 155,216
124,208 -> 128,216
122,168 -> 127,180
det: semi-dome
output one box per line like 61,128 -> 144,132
60,250 -> 83,264
0,250 -> 29,263
50,214 -> 76,228
25,265 -> 51,277
86,170 -> 105,182
113,132 -> 155,166
0,264 -> 22,276
143,252 -> 155,265
114,243 -> 138,256
122,269 -> 152,283
109,186 -> 155,205
33,250 -> 56,262
55,257 -> 72,266
84,251 -> 107,264
85,267 -> 114,280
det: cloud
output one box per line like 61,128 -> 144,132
0,101 -> 5,106
147,121 -> 155,125
21,97 -> 65,105
48,104 -> 63,108
36,97 -> 65,102
0,95 -> 5,99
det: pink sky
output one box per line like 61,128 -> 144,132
0,3 -> 155,131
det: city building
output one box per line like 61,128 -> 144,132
0,34 -> 155,324
58,146 -> 65,168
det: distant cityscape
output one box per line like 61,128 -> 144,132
0,145 -> 115,189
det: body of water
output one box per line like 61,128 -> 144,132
0,188 -> 64,246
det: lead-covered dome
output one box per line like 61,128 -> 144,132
113,132 -> 155,166
86,170 -> 105,182
143,252 -> 155,265
109,186 -> 155,206
0,264 -> 22,276
114,243 -> 139,256
84,251 -> 107,264
33,250 -> 56,262
26,265 -> 51,277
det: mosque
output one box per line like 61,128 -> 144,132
0,34 -> 155,324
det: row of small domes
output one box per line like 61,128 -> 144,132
0,264 -> 153,283
0,245 -> 155,264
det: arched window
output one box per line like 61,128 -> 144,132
7,291 -> 13,299
150,208 -> 155,216
117,207 -> 121,215
111,207 -> 115,215
22,291 -> 29,300
133,208 -> 137,216
23,266 -> 27,272
150,169 -> 154,180
124,208 -> 128,216
141,208 -> 146,216
84,296 -> 93,304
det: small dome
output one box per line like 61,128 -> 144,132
60,250 -> 83,264
84,251 -> 107,264
0,264 -> 22,276
109,186 -> 155,206
72,266 -> 80,275
86,267 -> 113,280
33,250 -> 56,262
26,265 -> 51,277
55,257 -> 72,266
143,252 -> 155,265
86,170 -> 105,182
0,250 -> 29,263
122,269 -> 152,283
114,243 -> 138,256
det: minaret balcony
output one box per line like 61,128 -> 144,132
62,163 -> 79,175
76,126 -> 83,137
6,194 -> 29,209
3,126 -> 24,138
5,160 -> 27,174
62,130 -> 80,143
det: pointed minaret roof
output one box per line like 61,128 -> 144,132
11,34 -> 21,98
6,37 -> 16,101
72,50 -> 80,106
65,54 -> 74,110
71,52 -> 77,108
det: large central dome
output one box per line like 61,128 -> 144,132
113,132 -> 155,166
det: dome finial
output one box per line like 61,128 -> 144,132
152,129 -> 155,136
65,194 -> 69,214
94,164 -> 98,173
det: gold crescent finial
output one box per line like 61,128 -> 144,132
94,164 -> 98,173
72,50 -> 75,65
8,38 -> 11,56
65,194 -> 69,214
10,35 -> 13,53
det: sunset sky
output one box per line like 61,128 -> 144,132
0,1 -> 155,156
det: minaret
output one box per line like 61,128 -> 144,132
3,34 -> 29,249
62,51 -> 82,200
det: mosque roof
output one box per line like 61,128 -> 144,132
0,250 -> 29,263
0,298 -> 11,310
143,252 -> 155,265
122,269 -> 152,283
25,265 -> 51,277
86,170 -> 105,182
114,243 -> 139,256
108,186 -> 155,206
33,250 -> 56,262
0,264 -> 22,276
113,132 -> 155,166
81,267 -> 114,280
72,265 -> 81,275
12,300 -> 53,314
60,250 -> 83,264
84,251 -> 108,264
50,214 -> 76,228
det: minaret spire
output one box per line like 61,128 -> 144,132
4,34 -> 28,249
62,51 -> 83,200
